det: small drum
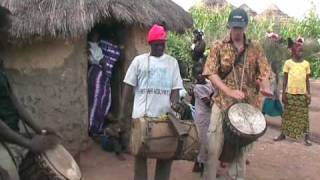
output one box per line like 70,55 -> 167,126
130,117 -> 199,161
220,103 -> 267,162
19,144 -> 81,180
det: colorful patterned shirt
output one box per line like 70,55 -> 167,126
283,59 -> 310,95
203,36 -> 271,111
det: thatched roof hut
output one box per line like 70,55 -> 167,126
239,4 -> 257,17
260,4 -> 288,17
0,0 -> 193,40
257,4 -> 290,23
204,0 -> 228,8
0,1 -> 192,155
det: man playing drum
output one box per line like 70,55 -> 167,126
119,24 -> 183,180
0,8 -> 61,180
0,59 -> 60,180
202,8 -> 272,180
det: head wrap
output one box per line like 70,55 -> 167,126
266,31 -> 281,41
288,37 -> 304,55
147,24 -> 167,43
288,37 -> 304,49
294,37 -> 304,47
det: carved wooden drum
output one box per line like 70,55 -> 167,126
220,103 -> 267,162
19,144 -> 81,180
130,117 -> 199,160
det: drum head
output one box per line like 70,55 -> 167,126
228,103 -> 266,136
43,144 -> 82,180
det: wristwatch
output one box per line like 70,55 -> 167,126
41,129 -> 47,135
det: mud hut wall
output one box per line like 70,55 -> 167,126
123,27 -> 149,71
1,39 -> 88,154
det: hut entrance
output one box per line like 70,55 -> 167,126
87,23 -> 124,137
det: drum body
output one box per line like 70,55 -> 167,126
130,117 -> 199,160
19,145 -> 81,180
220,103 -> 267,162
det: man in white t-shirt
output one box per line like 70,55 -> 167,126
119,24 -> 183,180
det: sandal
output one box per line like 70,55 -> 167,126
304,139 -> 312,146
273,134 -> 285,141
304,134 -> 312,146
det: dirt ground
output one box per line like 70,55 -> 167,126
80,127 -> 320,180
80,80 -> 320,180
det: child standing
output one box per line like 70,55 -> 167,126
192,64 -> 215,174
274,38 -> 312,146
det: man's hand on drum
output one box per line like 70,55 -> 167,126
226,89 -> 245,100
40,127 -> 63,139
29,135 -> 60,153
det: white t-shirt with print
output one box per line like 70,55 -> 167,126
124,53 -> 183,118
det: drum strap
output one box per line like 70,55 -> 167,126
232,50 -> 248,92
218,48 -> 247,81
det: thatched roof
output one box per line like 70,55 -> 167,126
259,4 -> 289,18
204,0 -> 228,8
239,4 -> 257,17
150,0 -> 193,33
0,0 -> 193,40
256,4 -> 291,24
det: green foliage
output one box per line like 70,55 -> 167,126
167,5 -> 320,78
279,11 -> 320,39
309,57 -> 320,78
167,31 -> 192,63
190,6 -> 231,43
166,31 -> 193,77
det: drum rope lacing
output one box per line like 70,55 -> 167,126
231,50 -> 255,131
232,50 -> 247,96
231,49 -> 248,179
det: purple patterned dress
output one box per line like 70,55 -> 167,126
88,40 -> 120,136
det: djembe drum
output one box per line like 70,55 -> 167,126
19,144 -> 81,180
130,116 -> 199,160
220,103 -> 267,162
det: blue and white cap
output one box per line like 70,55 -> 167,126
228,8 -> 249,28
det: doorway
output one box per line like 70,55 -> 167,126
87,22 -> 125,136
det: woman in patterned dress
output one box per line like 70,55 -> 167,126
274,38 -> 312,146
